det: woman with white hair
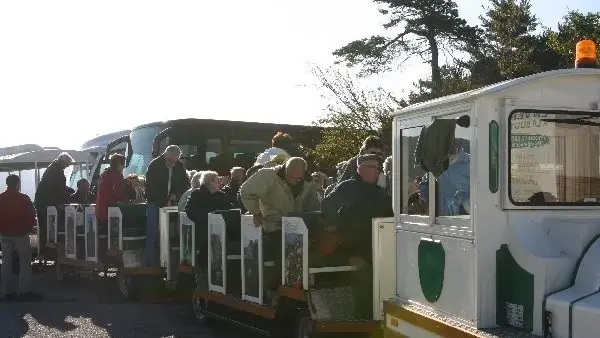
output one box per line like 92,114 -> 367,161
185,171 -> 233,286
178,171 -> 204,211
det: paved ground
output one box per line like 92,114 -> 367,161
0,266 -> 260,338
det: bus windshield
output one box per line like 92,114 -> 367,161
509,110 -> 600,205
125,125 -> 163,177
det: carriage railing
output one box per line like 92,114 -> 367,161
46,206 -> 59,248
179,212 -> 195,267
107,204 -> 147,267
207,209 -> 242,297
199,210 -> 364,306
159,206 -> 180,281
84,205 -> 99,262
48,204 -> 92,261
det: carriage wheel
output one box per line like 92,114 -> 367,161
192,292 -> 210,325
55,264 -> 65,281
292,310 -> 315,338
117,269 -> 138,300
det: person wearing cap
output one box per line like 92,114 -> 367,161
321,153 -> 393,318
34,152 -> 74,251
326,135 -> 386,195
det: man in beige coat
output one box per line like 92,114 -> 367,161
240,157 -> 320,303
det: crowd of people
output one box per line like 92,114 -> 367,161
0,131 -> 396,311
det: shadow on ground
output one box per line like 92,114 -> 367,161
0,268 -> 258,338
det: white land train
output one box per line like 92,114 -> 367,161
379,67 -> 600,338
0,145 -> 93,258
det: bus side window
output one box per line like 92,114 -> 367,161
229,140 -> 269,168
206,138 -> 223,165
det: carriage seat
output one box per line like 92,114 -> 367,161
119,203 -> 148,240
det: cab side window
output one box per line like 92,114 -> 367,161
435,123 -> 471,217
401,127 -> 429,215
206,138 -> 223,165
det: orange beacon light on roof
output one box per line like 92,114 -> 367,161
575,39 -> 598,68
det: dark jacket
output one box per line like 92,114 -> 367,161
414,119 -> 456,177
34,160 -> 68,209
145,156 -> 190,207
220,183 -> 245,212
336,154 -> 360,186
321,174 -> 393,261
0,188 -> 37,237
185,186 -> 234,262
96,168 -> 130,222
67,190 -> 96,204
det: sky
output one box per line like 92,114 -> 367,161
0,0 -> 598,150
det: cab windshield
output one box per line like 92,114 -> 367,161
509,109 -> 600,205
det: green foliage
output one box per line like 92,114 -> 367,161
309,66 -> 405,170
314,1 -> 600,172
479,0 -> 539,79
332,0 -> 482,92
408,64 -> 475,104
547,11 -> 600,68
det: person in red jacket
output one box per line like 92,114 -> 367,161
0,174 -> 40,301
96,154 -> 130,232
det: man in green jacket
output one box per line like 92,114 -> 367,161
240,157 -> 320,303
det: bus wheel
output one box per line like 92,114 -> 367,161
292,310 -> 315,338
192,293 -> 210,325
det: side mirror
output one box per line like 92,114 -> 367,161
125,137 -> 133,167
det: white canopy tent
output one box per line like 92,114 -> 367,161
0,145 -> 93,261
0,145 -> 94,197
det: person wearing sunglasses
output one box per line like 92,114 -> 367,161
327,135 -> 385,195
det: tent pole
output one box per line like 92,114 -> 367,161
34,162 -> 39,190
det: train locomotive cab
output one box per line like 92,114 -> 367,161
383,42 -> 600,337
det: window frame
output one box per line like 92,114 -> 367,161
396,104 -> 474,237
489,120 -> 499,193
506,108 -> 600,209
433,110 -> 473,231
